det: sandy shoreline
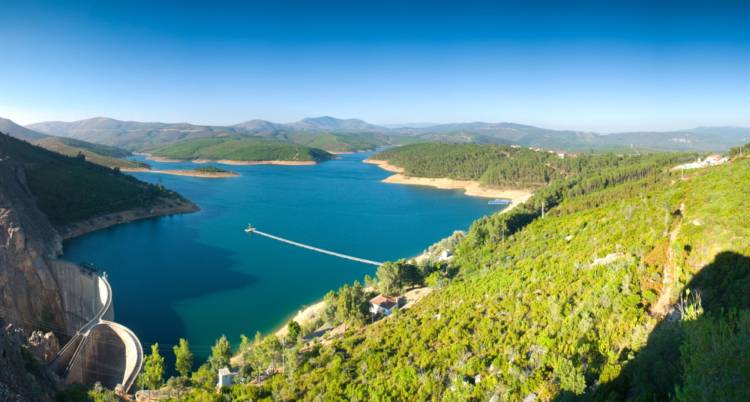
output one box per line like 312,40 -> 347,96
364,158 -> 533,202
122,167 -> 239,178
363,158 -> 404,173
58,197 -> 200,240
275,300 -> 327,338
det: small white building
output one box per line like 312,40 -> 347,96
705,154 -> 729,166
438,249 -> 453,262
217,367 -> 236,388
369,294 -> 399,316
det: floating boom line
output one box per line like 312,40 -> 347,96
245,226 -> 383,266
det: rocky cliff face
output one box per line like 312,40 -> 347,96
0,157 -> 66,338
0,321 -> 58,402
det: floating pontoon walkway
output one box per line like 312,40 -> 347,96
245,226 -> 383,266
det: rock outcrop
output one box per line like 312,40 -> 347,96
0,158 -> 66,337
0,322 -> 58,402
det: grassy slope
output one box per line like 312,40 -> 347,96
150,137 -> 333,162
255,158 -> 749,400
33,137 -> 147,169
0,133 -> 185,225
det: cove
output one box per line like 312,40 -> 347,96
62,152 -> 502,361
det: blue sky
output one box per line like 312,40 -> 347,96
1,0 -> 749,132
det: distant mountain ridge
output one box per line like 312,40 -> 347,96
1,117 -> 144,168
26,116 -> 750,152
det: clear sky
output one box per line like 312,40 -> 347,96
1,0 -> 749,132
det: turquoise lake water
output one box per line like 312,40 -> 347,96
62,152 -> 501,360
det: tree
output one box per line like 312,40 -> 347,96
376,261 -> 421,295
173,338 -> 193,378
286,320 -> 302,343
376,262 -> 402,296
137,343 -> 164,390
335,281 -> 368,324
190,363 -> 215,390
322,290 -> 338,324
208,335 -> 232,371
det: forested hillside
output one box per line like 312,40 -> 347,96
372,143 -> 696,189
149,137 -> 333,163
133,148 -> 750,401
33,136 -> 146,169
0,133 -> 189,226
259,154 -> 747,400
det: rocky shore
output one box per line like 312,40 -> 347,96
57,197 -> 199,240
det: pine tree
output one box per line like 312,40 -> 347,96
208,335 -> 232,371
173,338 -> 193,378
137,343 -> 164,390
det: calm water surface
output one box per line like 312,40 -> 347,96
63,152 -> 500,359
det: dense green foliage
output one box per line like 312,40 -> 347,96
138,343 -> 166,390
150,136 -> 333,162
728,142 -> 750,157
192,165 -> 231,173
284,132 -> 413,153
124,148 -> 749,401
373,143 -> 697,189
208,335 -> 232,372
227,155 -> 746,400
173,339 -> 193,378
0,133 -> 185,225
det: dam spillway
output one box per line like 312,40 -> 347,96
46,260 -> 143,392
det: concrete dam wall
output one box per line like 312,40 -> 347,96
47,260 -> 142,392
47,260 -> 113,335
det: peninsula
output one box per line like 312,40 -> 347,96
147,136 -> 333,165
122,165 -> 240,179
365,158 -> 533,202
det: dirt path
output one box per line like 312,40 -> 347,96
651,202 -> 685,317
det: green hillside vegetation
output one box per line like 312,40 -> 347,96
0,133 -> 185,225
33,136 -> 147,169
373,143 -> 696,189
150,137 -> 333,162
728,141 -> 750,157
193,165 -> 231,173
284,132 -> 416,153
129,148 -> 750,400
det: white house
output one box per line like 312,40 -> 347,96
217,367 -> 236,388
438,249 -> 453,262
369,294 -> 399,316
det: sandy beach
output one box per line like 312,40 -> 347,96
363,158 -> 405,173
364,158 -> 533,202
122,167 -> 238,178
275,300 -> 327,338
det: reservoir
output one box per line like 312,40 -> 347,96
62,152 -> 500,360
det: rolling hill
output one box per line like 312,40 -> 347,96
1,117 -> 145,169
28,116 -> 750,154
0,132 -> 194,227
29,116 -> 404,153
149,137 -> 334,163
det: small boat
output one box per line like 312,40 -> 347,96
244,224 -> 255,233
488,199 -> 511,205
